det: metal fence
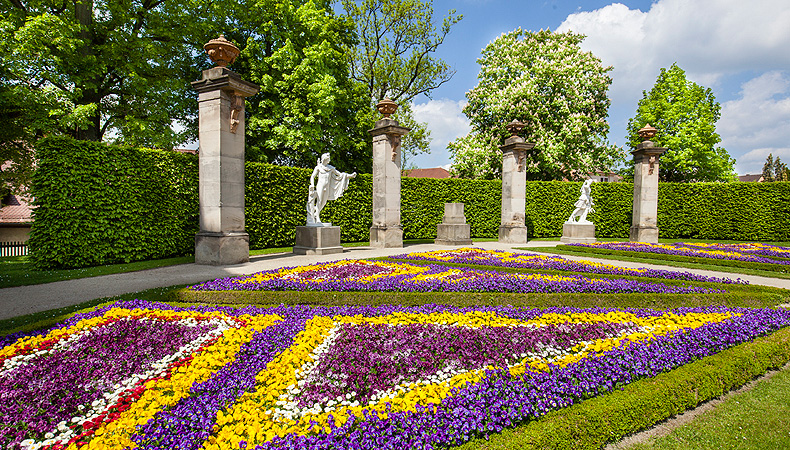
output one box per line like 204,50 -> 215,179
0,241 -> 29,257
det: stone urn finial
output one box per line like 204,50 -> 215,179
203,34 -> 240,67
506,119 -> 526,137
376,98 -> 398,118
638,124 -> 657,141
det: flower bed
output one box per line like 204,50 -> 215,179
190,259 -> 722,295
3,300 -> 789,450
389,247 -> 746,284
568,242 -> 790,265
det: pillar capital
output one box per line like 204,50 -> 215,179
191,67 -> 260,97
369,118 -> 411,137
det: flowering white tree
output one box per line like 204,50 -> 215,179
449,29 -> 624,180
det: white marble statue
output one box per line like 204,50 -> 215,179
307,153 -> 356,226
566,179 -> 595,224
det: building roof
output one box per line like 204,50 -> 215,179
738,174 -> 764,182
404,168 -> 452,179
0,194 -> 33,224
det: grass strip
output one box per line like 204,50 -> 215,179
521,246 -> 790,280
0,284 -> 188,337
625,363 -> 790,450
0,255 -> 195,288
456,325 -> 790,450
177,288 -> 787,310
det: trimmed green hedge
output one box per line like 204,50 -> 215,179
30,137 -> 790,268
29,137 -> 200,269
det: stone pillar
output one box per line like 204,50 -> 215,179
630,124 -> 666,243
191,36 -> 260,265
435,203 -> 472,245
369,99 -> 410,248
499,120 -> 535,243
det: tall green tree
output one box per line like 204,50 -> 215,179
342,0 -> 462,167
761,153 -> 789,182
449,28 -> 621,180
762,153 -> 776,182
626,64 -> 736,182
774,157 -> 789,182
226,0 -> 371,173
1,0 -> 210,149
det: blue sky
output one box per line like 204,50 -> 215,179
409,0 -> 790,175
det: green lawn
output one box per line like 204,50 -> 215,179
0,243 -> 367,289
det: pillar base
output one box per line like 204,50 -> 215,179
630,226 -> 659,243
435,223 -> 472,246
195,231 -> 249,265
293,226 -> 343,255
498,225 -> 528,244
561,222 -> 596,244
370,225 -> 403,248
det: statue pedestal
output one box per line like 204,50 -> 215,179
435,224 -> 472,245
293,226 -> 343,255
195,231 -> 250,265
561,222 -> 596,244
498,225 -> 528,243
433,203 -> 472,245
435,203 -> 472,245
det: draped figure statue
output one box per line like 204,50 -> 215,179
566,178 -> 595,224
306,153 -> 356,226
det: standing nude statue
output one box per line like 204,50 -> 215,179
306,153 -> 356,226
566,179 -> 595,224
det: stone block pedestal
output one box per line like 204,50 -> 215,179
195,231 -> 250,265
498,225 -> 528,244
561,222 -> 596,244
369,225 -> 403,248
293,226 -> 343,255
630,225 -> 659,243
435,203 -> 472,245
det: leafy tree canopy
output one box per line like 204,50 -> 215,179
449,29 -> 622,180
342,0 -> 462,169
762,153 -> 789,182
1,0 -> 210,147
229,0 -> 371,173
626,63 -> 736,182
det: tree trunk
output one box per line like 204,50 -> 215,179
73,0 -> 102,141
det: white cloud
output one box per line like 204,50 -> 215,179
557,0 -> 790,103
411,98 -> 471,168
557,0 -> 790,174
719,71 -> 790,174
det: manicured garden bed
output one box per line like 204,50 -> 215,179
4,247 -> 790,450
556,242 -> 790,275
3,300 -> 789,450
